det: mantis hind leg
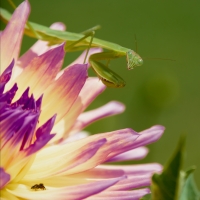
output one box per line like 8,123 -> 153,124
64,30 -> 96,64
64,31 -> 95,52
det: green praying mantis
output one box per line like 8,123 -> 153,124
0,6 -> 143,88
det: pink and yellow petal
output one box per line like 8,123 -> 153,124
66,167 -> 125,180
131,125 -> 165,149
50,97 -> 83,143
106,146 -> 149,162
66,48 -> 103,69
21,175 -> 91,188
4,155 -> 31,184
8,177 -> 125,200
107,175 -> 152,191
50,76 -> 105,143
99,163 -> 162,176
0,1 -> 30,72
51,80 -> 110,142
61,129 -> 139,172
77,77 -> 106,110
22,129 -> 138,180
57,77 -> 106,139
64,131 -> 89,143
86,188 -> 150,200
0,189 -> 20,200
73,101 -> 125,133
40,63 -> 88,125
0,168 -> 10,189
9,44 -> 65,101
17,22 -> 66,69
22,138 -> 107,180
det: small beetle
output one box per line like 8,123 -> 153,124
38,183 -> 46,190
31,183 -> 46,191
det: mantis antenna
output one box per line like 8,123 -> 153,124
134,34 -> 138,53
125,34 -> 143,70
133,34 -> 175,63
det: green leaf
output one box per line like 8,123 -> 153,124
140,194 -> 151,200
151,137 -> 185,200
179,173 -> 200,200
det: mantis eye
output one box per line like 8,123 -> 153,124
137,58 -> 143,66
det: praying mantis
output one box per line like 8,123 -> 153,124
0,6 -> 143,88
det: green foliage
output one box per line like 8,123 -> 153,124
179,172 -> 200,200
151,137 -> 200,200
140,194 -> 151,200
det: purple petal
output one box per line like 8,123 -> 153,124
22,115 -> 57,156
35,94 -> 43,111
23,94 -> 36,111
1,105 -> 39,150
11,88 -> 41,112
15,113 -> 39,150
11,87 -> 30,108
0,59 -> 15,94
22,133 -> 55,156
1,107 -> 31,144
35,114 -> 56,138
0,168 -> 10,189
0,83 -> 18,104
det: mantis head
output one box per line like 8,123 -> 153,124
126,50 -> 143,70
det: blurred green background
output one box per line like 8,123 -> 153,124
1,0 -> 200,187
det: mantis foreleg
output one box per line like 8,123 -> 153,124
89,51 -> 126,88
90,60 -> 126,88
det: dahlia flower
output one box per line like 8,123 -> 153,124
0,1 -> 165,199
